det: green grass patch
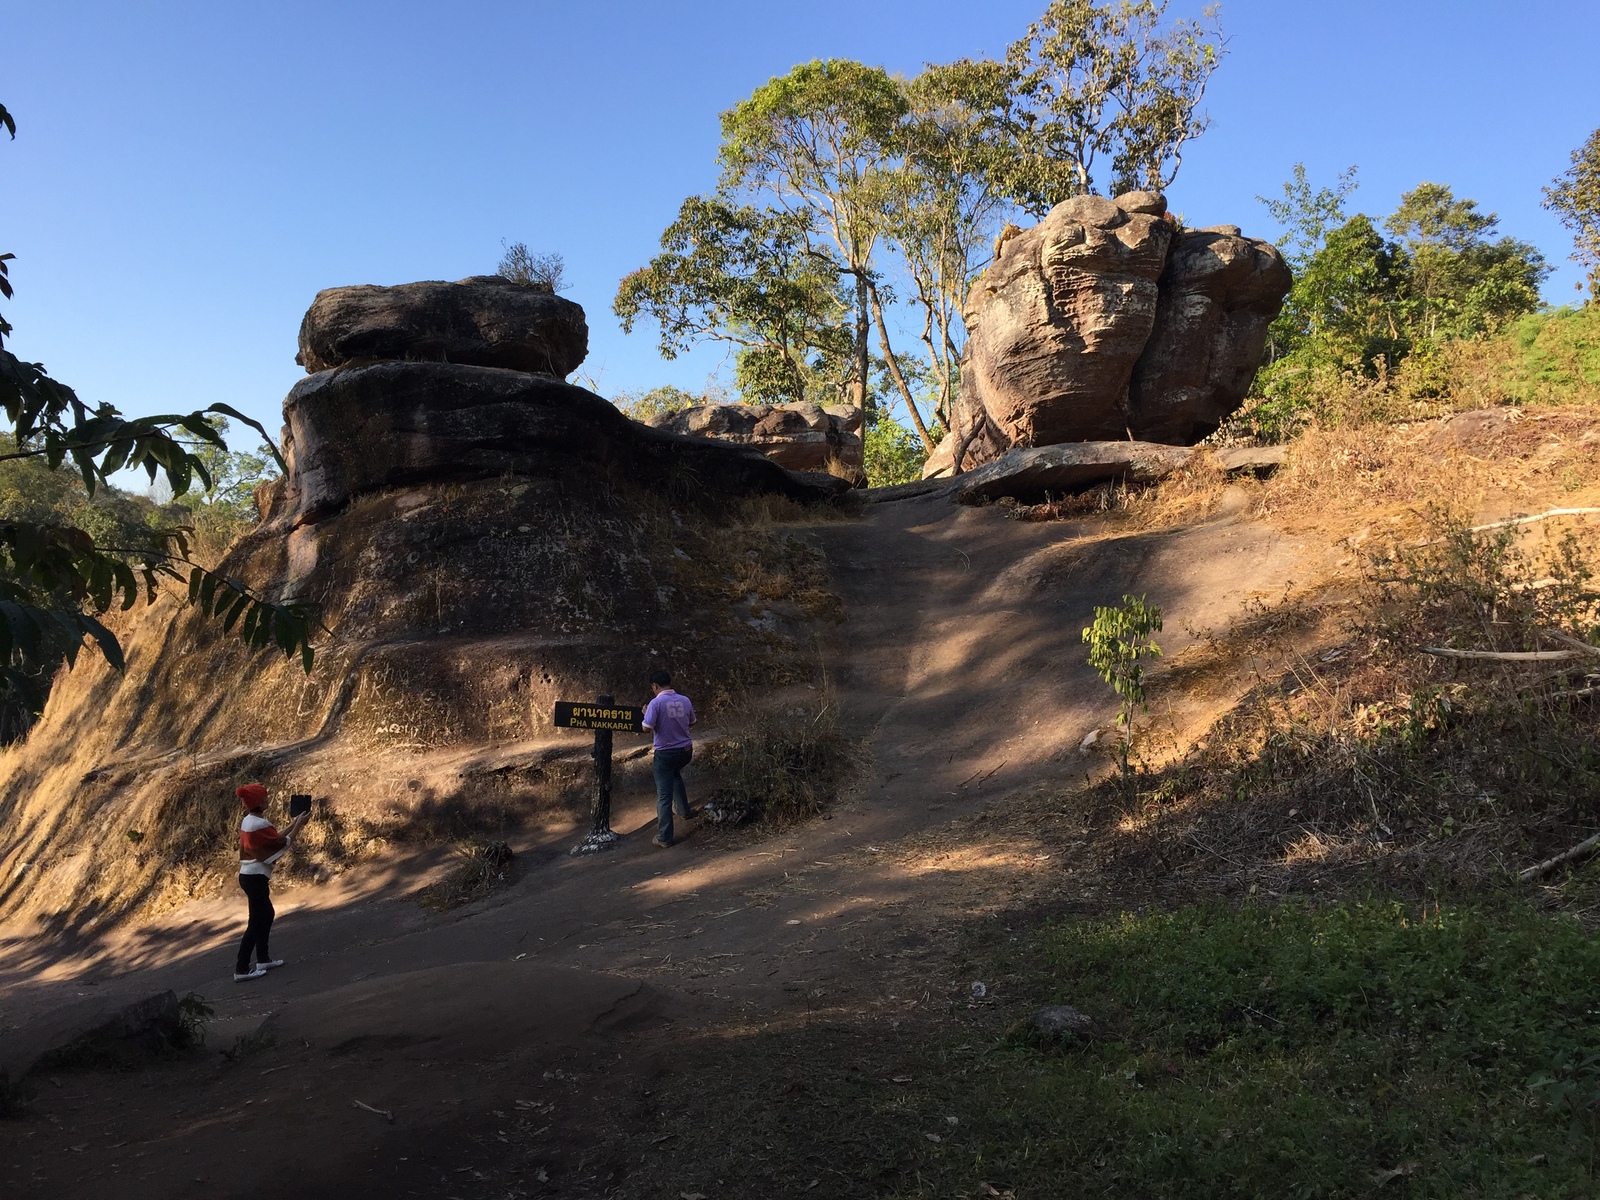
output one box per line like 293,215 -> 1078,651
635,898 -> 1600,1198
1498,306 -> 1600,404
933,900 -> 1600,1198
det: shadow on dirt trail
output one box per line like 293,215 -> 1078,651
0,489 -> 1316,1199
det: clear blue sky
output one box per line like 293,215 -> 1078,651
1,0 -> 1596,449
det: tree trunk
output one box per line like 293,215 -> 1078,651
853,271 -> 870,422
868,284 -> 936,451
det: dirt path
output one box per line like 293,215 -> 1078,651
0,490 -> 1317,1198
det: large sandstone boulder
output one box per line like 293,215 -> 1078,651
641,401 -> 864,478
1126,228 -> 1293,443
928,194 -> 1290,477
296,275 -> 588,376
956,193 -> 1176,466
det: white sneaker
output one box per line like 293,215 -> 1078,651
258,959 -> 285,970
234,966 -> 268,982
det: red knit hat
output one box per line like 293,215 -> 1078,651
236,782 -> 268,809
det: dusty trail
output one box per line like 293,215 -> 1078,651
0,490 -> 1313,1198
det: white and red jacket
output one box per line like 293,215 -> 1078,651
240,813 -> 289,877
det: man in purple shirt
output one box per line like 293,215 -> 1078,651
641,669 -> 697,847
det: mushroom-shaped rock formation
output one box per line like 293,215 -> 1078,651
0,281 -> 845,931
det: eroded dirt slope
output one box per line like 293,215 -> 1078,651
0,479 -> 1321,1198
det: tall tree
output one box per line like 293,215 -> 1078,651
1384,183 -> 1548,339
992,0 -> 1224,214
1258,162 -> 1360,272
0,100 -> 316,720
883,59 -> 1017,445
718,59 -> 908,418
614,196 -> 852,405
1544,127 -> 1600,303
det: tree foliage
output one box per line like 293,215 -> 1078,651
994,0 -> 1224,212
0,99 -> 316,729
1544,126 -> 1600,303
618,2 -> 1227,451
1251,167 -> 1550,433
614,197 -> 852,406
165,416 -> 281,556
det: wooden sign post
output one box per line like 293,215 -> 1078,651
554,695 -> 644,855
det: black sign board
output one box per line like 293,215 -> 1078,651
554,701 -> 644,733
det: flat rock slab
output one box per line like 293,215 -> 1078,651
268,961 -> 680,1059
952,441 -> 1194,503
1216,444 -> 1287,474
297,275 -> 588,376
947,441 -> 1289,504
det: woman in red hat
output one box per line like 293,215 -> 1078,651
234,783 -> 308,982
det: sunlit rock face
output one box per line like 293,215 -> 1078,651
925,192 -> 1290,478
295,275 -> 589,377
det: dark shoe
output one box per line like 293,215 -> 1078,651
652,836 -> 673,848
679,806 -> 701,819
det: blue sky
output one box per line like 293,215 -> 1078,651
1,0 -> 1596,451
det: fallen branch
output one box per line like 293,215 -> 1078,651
1540,628 -> 1600,658
1420,647 -> 1583,661
1519,832 -> 1600,883
1412,508 -> 1600,547
353,1099 -> 395,1123
1468,507 -> 1600,534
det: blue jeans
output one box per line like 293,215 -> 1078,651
652,745 -> 693,843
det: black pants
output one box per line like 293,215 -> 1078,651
236,873 -> 274,973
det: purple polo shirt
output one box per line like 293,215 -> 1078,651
642,689 -> 695,750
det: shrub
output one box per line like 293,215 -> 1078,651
702,699 -> 858,825
863,415 -> 927,487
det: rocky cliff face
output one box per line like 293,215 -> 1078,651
927,192 -> 1290,477
0,281 -> 844,931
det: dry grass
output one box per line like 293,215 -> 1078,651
412,839 -> 516,911
1000,406 -> 1600,556
1082,506 -> 1600,902
699,695 -> 864,827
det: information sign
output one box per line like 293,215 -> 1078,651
553,701 -> 644,734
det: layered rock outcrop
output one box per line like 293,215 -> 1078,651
0,280 -> 845,931
296,275 -> 588,376
640,401 -> 864,479
1127,227 -> 1296,444
929,192 -> 1290,477
268,363 -> 840,529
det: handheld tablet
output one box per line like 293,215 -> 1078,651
288,794 -> 313,818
